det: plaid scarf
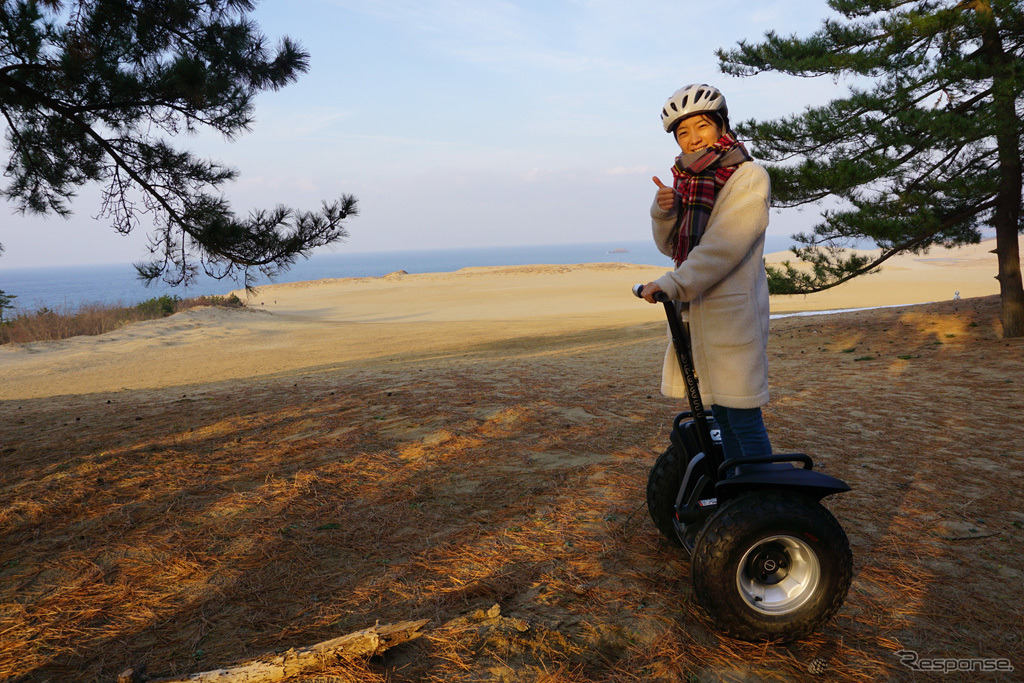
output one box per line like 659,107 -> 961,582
670,133 -> 752,266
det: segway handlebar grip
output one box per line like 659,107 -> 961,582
632,283 -> 670,302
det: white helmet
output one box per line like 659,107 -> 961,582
661,83 -> 728,133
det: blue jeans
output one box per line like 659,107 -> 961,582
711,405 -> 772,464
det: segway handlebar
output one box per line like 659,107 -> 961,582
632,283 -> 670,302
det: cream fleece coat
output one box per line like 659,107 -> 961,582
651,161 -> 771,408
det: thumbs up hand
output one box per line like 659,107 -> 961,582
652,176 -> 676,211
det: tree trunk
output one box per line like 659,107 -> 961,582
978,0 -> 1024,337
994,223 -> 1024,338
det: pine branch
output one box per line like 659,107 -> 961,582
0,71 -> 193,225
0,62 -> 62,76
0,1 -> 355,287
768,199 -> 999,294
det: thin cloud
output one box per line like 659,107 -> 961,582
606,165 -> 656,176
324,0 -> 683,79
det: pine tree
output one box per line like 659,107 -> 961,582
0,0 -> 357,286
0,289 -> 15,322
718,0 -> 1024,337
0,245 -> 14,322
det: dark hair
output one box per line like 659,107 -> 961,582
670,111 -> 730,135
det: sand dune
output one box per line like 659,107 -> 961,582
765,237 -> 1003,312
0,238 -> 1010,401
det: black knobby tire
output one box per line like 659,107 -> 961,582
690,491 -> 852,642
646,443 -> 712,548
646,444 -> 686,547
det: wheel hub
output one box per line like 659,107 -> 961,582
748,544 -> 790,585
736,535 -> 821,615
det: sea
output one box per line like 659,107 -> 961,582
0,237 -> 795,313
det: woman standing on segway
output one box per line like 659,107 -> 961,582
638,98 -> 854,642
639,83 -> 773,469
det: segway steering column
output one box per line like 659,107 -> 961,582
632,284 -> 717,463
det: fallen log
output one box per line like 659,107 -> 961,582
137,619 -> 429,683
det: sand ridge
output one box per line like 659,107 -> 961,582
0,240 -> 1011,401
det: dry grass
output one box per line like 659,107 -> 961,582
0,294 -> 242,345
1,295 -> 1022,682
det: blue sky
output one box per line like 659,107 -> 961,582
0,0 -> 846,268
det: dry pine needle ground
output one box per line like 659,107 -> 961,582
1,295 -> 1022,682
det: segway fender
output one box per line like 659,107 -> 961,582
715,464 -> 851,502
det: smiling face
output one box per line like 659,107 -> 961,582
674,114 -> 724,154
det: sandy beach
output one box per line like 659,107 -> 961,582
1,238 -> 1021,681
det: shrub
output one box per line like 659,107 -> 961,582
0,294 -> 244,345
174,293 -> 244,312
136,295 -> 181,317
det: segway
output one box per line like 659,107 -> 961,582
633,284 -> 853,641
